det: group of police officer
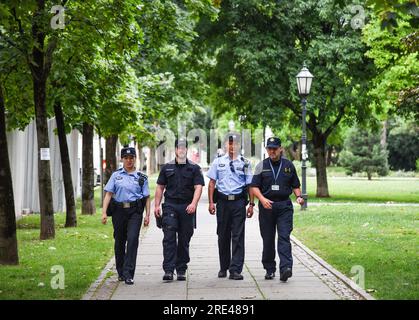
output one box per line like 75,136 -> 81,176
102,134 -> 304,285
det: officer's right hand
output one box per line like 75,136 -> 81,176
261,197 -> 274,209
208,202 -> 216,215
101,212 -> 107,225
154,206 -> 161,218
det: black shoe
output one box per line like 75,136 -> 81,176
218,270 -> 227,278
280,268 -> 292,282
229,272 -> 244,280
118,275 -> 125,281
163,271 -> 174,281
125,278 -> 134,285
177,272 -> 186,281
265,271 -> 275,280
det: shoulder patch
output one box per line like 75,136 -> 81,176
137,172 -> 148,180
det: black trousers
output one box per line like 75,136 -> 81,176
161,202 -> 195,273
258,200 -> 294,273
111,205 -> 143,279
216,198 -> 246,273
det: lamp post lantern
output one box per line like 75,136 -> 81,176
296,64 -> 314,210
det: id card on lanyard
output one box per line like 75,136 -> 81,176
269,159 -> 282,191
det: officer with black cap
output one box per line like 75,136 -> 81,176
102,147 -> 150,285
207,133 -> 254,280
250,137 -> 304,282
154,138 -> 205,281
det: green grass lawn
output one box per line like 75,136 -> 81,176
0,213 -> 114,300
0,175 -> 159,300
293,204 -> 419,300
306,177 -> 419,203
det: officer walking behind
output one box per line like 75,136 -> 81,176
250,137 -> 304,282
154,139 -> 205,281
101,147 -> 150,285
207,134 -> 254,280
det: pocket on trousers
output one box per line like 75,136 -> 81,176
162,206 -> 178,232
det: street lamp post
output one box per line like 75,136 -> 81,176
296,64 -> 314,210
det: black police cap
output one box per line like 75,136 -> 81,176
266,137 -> 281,148
175,138 -> 188,148
121,147 -> 136,157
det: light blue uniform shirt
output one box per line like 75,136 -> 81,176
207,154 -> 253,195
104,168 -> 150,202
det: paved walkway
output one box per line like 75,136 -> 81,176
85,183 -> 372,300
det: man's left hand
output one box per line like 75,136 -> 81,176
186,203 -> 197,215
296,196 -> 304,206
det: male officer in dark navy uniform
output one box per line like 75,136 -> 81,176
207,133 -> 254,280
102,147 -> 150,285
154,138 -> 205,281
250,137 -> 304,282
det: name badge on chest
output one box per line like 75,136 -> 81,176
271,185 -> 280,191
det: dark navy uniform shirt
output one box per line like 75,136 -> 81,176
157,159 -> 205,202
250,157 -> 300,201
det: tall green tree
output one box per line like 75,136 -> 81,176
363,9 -> 418,121
0,0 -> 67,238
339,126 -> 389,180
195,0 -> 374,197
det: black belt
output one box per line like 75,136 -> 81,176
265,198 -> 292,205
165,198 -> 190,204
218,192 -> 246,201
112,199 -> 143,208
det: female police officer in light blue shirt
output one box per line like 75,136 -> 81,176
102,147 -> 150,285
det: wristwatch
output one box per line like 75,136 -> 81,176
249,202 -> 255,206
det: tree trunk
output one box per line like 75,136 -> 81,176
312,133 -> 330,197
367,171 -> 372,180
54,101 -> 77,227
82,123 -> 96,215
31,0 -> 55,239
326,145 -> 332,166
0,84 -> 19,265
33,76 -> 55,239
149,146 -> 156,174
104,135 -> 118,186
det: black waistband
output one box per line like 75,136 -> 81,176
266,198 -> 292,205
165,198 -> 190,204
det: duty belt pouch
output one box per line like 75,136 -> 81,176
138,197 -> 147,215
156,216 -> 163,229
106,199 -> 115,217
242,186 -> 249,205
213,187 -> 218,204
